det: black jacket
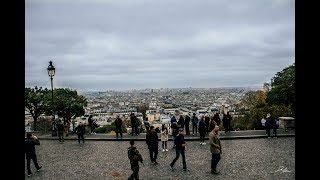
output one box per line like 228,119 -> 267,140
75,124 -> 85,135
25,138 -> 40,158
174,134 -> 186,150
146,131 -> 158,149
115,117 -> 122,127
199,121 -> 207,134
185,116 -> 190,126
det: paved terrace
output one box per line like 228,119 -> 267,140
34,129 -> 295,141
25,136 -> 295,179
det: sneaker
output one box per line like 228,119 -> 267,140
151,161 -> 155,165
37,166 -> 42,172
28,173 -> 33,177
154,161 -> 159,165
166,149 -> 169,151
200,142 -> 202,145
183,168 -> 189,172
163,149 -> 165,152
202,142 -> 206,145
170,165 -> 174,170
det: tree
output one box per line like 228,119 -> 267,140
53,88 -> 87,123
266,63 -> 295,115
25,86 -> 51,131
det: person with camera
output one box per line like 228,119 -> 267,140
25,133 -> 42,177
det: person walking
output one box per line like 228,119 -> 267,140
170,128 -> 187,171
146,126 -> 159,164
160,124 -> 169,152
191,113 -> 199,136
25,133 -> 42,177
209,125 -> 222,174
74,122 -> 85,143
88,115 -> 95,134
184,114 -> 191,135
115,115 -> 123,138
128,140 -> 143,180
199,116 -> 207,145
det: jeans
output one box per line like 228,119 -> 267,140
192,125 -> 198,135
128,165 -> 139,180
115,126 -> 122,137
170,149 -> 186,169
77,133 -> 84,143
149,147 -> 158,163
26,156 -> 40,174
162,141 -> 167,149
211,153 -> 221,170
58,131 -> 64,142
200,133 -> 205,142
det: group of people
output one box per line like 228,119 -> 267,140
127,124 -> 223,179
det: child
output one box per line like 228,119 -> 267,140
161,124 -> 169,152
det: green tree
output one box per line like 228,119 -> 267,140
53,88 -> 87,122
266,63 -> 295,115
25,86 -> 51,131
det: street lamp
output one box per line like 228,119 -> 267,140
47,61 -> 55,119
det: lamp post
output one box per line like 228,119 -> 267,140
47,61 -> 56,120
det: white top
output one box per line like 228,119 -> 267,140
160,129 -> 169,141
261,118 -> 266,126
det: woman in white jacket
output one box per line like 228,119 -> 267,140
161,124 -> 169,152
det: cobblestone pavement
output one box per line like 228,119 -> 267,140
25,137 -> 295,180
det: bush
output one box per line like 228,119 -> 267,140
95,122 -> 127,134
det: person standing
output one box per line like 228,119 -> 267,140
74,122 -> 85,143
199,116 -> 207,145
226,112 -> 233,132
213,112 -> 221,126
115,115 -> 123,138
170,128 -> 187,171
184,114 -> 191,135
205,114 -> 210,134
171,122 -> 179,149
222,113 -> 228,134
265,113 -> 272,138
56,119 -> 64,143
160,124 -> 169,152
128,140 -> 143,180
178,115 -> 185,128
209,125 -> 222,174
130,113 -> 139,136
25,133 -> 42,177
88,115 -> 94,134
146,126 -> 159,164
192,113 -> 199,136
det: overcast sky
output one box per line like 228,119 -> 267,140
25,0 -> 294,92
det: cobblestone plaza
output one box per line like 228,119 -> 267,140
25,137 -> 295,179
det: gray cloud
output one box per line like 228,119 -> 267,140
26,0 -> 295,92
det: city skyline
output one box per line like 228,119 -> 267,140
26,0 -> 294,92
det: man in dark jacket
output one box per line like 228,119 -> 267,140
213,112 -> 221,126
115,115 -> 123,138
74,122 -> 85,143
128,140 -> 143,180
130,113 -> 139,136
146,126 -> 159,164
184,114 -> 191,135
170,128 -> 187,171
25,133 -> 42,177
